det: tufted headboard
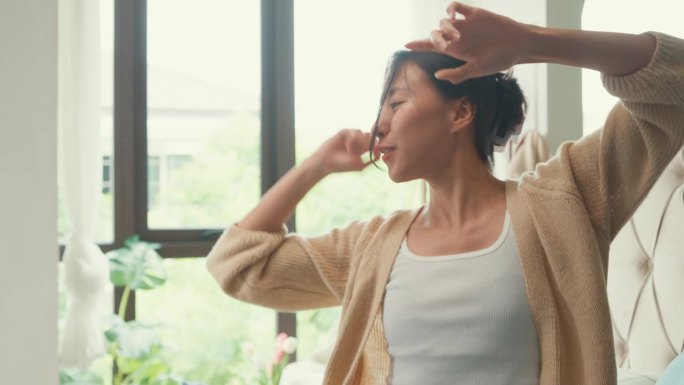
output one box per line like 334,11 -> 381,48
607,147 -> 684,374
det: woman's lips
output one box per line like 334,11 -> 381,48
381,147 -> 396,162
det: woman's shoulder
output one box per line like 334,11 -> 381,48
296,208 -> 420,257
338,207 -> 422,236
505,150 -> 585,199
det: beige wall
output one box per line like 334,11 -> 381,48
0,0 -> 58,384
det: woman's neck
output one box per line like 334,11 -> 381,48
420,162 -> 506,231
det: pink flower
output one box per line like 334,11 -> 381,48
272,332 -> 289,364
275,332 -> 288,348
272,349 -> 286,364
242,333 -> 299,383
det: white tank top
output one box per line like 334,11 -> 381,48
383,212 -> 540,385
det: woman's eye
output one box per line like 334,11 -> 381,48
390,101 -> 404,110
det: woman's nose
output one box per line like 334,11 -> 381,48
375,106 -> 391,139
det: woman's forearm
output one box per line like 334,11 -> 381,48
238,157 -> 328,233
522,26 -> 657,76
236,129 -> 373,233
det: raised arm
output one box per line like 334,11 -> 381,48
405,2 -> 656,82
207,129 -> 380,311
238,129 -> 373,232
522,28 -> 655,76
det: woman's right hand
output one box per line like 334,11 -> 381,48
307,129 -> 375,175
238,128 -> 374,232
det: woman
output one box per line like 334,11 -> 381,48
207,3 -> 684,384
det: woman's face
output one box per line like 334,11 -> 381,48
375,62 -> 462,183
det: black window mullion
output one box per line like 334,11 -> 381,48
133,0 -> 148,250
261,0 -> 297,356
113,0 -> 146,322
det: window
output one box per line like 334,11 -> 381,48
117,1 -> 274,383
146,0 -> 261,229
58,1 -> 278,383
147,155 -> 160,207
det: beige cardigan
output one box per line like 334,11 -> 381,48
207,32 -> 684,385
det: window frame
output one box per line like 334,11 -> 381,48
54,0 -> 301,346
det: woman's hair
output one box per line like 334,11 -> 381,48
370,50 -> 527,168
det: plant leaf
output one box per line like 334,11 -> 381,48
124,356 -> 168,384
124,234 -> 140,247
107,236 -> 167,290
59,368 -> 104,385
105,321 -> 162,361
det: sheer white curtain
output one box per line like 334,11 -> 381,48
58,0 -> 111,368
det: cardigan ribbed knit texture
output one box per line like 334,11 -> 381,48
207,32 -> 684,385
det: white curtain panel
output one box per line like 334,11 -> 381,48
58,0 -> 111,368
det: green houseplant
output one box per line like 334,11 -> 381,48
60,235 -> 207,385
105,235 -> 207,385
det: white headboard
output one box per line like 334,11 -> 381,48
608,147 -> 684,373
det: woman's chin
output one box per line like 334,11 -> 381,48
387,168 -> 412,183
386,166 -> 398,182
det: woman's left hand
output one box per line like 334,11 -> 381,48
405,2 -> 532,84
408,2 -> 657,80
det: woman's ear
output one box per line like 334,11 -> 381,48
449,98 -> 476,134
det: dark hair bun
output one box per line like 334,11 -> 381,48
490,72 -> 526,147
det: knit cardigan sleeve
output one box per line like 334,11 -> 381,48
205,216 -> 385,312
527,32 -> 684,241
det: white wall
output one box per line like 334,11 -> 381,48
0,0 -> 58,384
